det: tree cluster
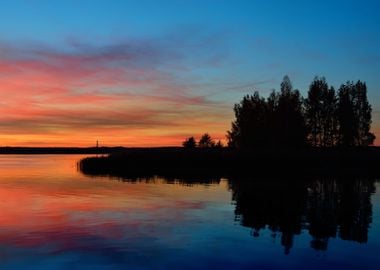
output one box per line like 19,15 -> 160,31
183,133 -> 223,148
227,76 -> 375,148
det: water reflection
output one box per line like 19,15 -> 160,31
0,155 -> 379,269
228,177 -> 376,254
100,171 -> 377,254
102,174 -> 222,186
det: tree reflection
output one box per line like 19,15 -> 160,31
228,177 -> 376,254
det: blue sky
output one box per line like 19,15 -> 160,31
0,0 -> 379,146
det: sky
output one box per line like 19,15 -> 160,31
0,0 -> 379,146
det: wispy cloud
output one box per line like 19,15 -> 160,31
0,30 -> 234,146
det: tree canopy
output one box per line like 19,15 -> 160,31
198,133 -> 215,148
305,77 -> 338,147
337,80 -> 375,146
182,136 -> 197,148
228,76 -> 375,149
228,76 -> 307,149
182,133 -> 220,148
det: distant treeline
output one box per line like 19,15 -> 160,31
0,146 -> 126,154
184,76 -> 375,149
182,133 -> 223,148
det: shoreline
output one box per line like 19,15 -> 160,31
0,146 -> 127,155
79,147 -> 380,178
0,146 -> 191,155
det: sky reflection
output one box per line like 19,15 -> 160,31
0,155 -> 379,269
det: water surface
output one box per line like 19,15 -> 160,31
0,155 -> 379,269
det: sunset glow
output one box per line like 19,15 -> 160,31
0,40 -> 231,146
0,0 -> 379,146
1,2 -> 380,269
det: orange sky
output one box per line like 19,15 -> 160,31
1,1 -> 379,147
0,43 -> 232,146
0,32 -> 379,147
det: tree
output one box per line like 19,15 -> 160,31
353,81 -> 375,146
227,92 -> 270,148
337,82 -> 354,146
276,76 -> 307,148
215,140 -> 224,148
266,90 -> 280,147
182,137 -> 197,148
199,133 -> 215,148
228,76 -> 307,149
227,76 -> 375,149
305,77 -> 326,146
320,86 -> 339,147
305,77 -> 338,147
337,81 -> 375,147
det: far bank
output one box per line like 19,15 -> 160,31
79,147 -> 380,179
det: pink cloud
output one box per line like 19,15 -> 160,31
0,39 -> 231,146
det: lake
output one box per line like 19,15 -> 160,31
0,155 -> 379,269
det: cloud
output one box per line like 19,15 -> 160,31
0,31 -> 234,146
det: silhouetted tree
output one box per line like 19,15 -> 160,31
321,86 -> 339,146
276,76 -> 307,148
338,82 -> 357,146
228,76 -> 374,149
227,92 -> 271,148
215,140 -> 224,148
353,81 -> 375,146
228,76 -> 307,148
182,137 -> 197,148
337,81 -> 375,147
305,77 -> 326,146
266,90 -> 280,147
198,133 -> 215,148
305,77 -> 338,147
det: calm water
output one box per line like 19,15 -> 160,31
0,155 -> 379,270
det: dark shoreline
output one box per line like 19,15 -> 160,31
0,146 -> 127,154
79,147 -> 380,179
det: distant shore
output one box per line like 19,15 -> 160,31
79,147 -> 380,178
0,146 -> 127,154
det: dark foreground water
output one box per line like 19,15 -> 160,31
0,155 -> 379,270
